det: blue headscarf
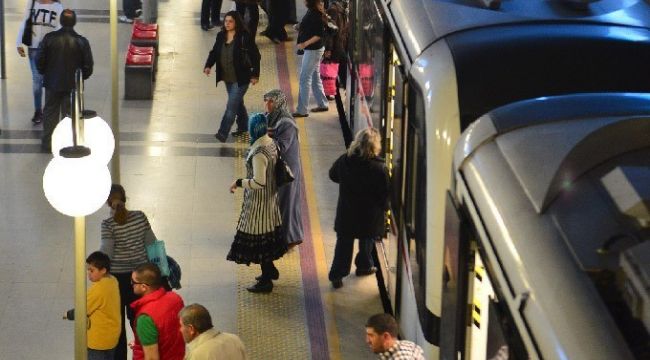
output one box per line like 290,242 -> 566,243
248,113 -> 268,144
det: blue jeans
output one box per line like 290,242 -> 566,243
217,82 -> 249,138
28,48 -> 43,112
328,234 -> 375,281
88,348 -> 115,360
296,47 -> 328,114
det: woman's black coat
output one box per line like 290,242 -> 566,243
204,31 -> 261,86
329,153 -> 389,238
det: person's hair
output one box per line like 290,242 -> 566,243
347,127 -> 381,159
179,304 -> 214,334
60,9 -> 76,27
366,313 -> 398,338
134,263 -> 163,289
306,0 -> 328,24
108,184 -> 127,204
86,251 -> 111,273
224,10 -> 248,34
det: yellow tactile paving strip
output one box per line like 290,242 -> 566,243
234,35 -> 310,359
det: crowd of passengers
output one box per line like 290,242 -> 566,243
18,0 -> 424,358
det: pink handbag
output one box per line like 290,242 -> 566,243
320,61 -> 339,96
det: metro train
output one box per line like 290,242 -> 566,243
342,0 -> 650,359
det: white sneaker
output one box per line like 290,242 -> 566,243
118,15 -> 133,23
135,9 -> 142,18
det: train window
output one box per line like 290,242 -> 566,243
354,0 -> 386,129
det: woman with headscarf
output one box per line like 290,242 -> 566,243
228,113 -> 286,293
264,89 -> 305,248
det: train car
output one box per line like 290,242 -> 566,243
343,0 -> 650,358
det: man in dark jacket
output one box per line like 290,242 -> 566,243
37,9 -> 93,151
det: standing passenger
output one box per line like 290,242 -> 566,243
130,263 -> 185,360
365,313 -> 425,359
100,184 -> 157,360
36,9 -> 93,152
328,128 -> 389,289
233,0 -> 260,41
201,0 -> 223,30
264,89 -> 304,248
16,0 -> 63,126
227,113 -> 286,293
179,303 -> 248,360
293,0 -> 329,117
64,251 -> 121,360
204,11 -> 261,143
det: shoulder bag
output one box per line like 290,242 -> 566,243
240,36 -> 253,71
276,152 -> 295,187
22,0 -> 36,47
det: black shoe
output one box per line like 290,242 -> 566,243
201,24 -> 214,31
211,21 -> 222,27
31,111 -> 43,125
311,106 -> 329,113
214,132 -> 227,143
355,267 -> 377,276
247,280 -> 273,293
231,129 -> 248,136
255,269 -> 279,281
327,95 -> 335,101
292,112 -> 308,118
331,279 -> 343,289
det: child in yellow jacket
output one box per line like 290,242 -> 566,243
65,251 -> 121,359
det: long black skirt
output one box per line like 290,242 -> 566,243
226,227 -> 287,265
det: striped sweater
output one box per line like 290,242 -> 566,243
100,210 -> 155,273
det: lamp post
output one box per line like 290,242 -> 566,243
42,70 -> 114,360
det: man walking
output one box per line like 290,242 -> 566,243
130,263 -> 185,360
36,9 -> 93,152
179,303 -> 247,360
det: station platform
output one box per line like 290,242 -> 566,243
0,0 -> 383,359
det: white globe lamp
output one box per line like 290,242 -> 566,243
51,113 -> 115,165
43,157 -> 112,217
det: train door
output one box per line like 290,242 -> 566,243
377,44 -> 406,313
462,243 -> 530,360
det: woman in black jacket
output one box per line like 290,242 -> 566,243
328,128 -> 389,289
204,11 -> 261,143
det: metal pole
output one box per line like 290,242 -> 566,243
0,0 -> 6,79
110,0 -> 121,183
74,216 -> 87,360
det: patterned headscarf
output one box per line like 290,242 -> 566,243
264,89 -> 294,128
248,112 -> 268,144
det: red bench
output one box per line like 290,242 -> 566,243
125,50 -> 155,100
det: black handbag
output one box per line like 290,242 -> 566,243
276,153 -> 295,187
21,0 -> 36,47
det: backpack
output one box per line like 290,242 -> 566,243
166,256 -> 182,290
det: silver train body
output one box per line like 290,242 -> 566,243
345,0 -> 650,358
